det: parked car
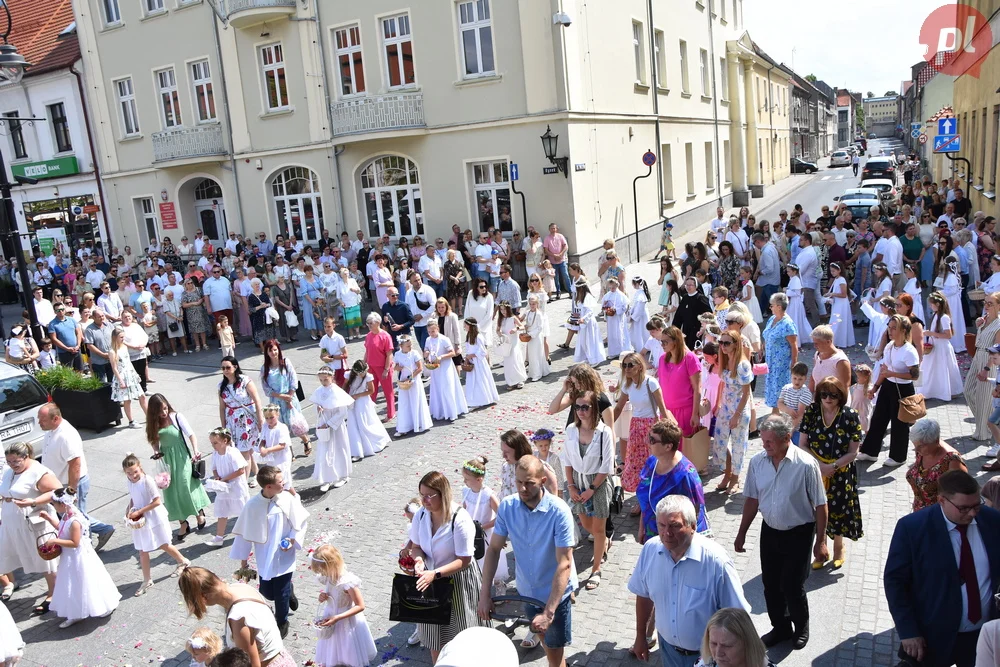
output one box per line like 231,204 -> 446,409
0,361 -> 49,449
791,157 -> 819,174
830,150 -> 851,167
839,198 -> 884,221
868,132 -> 877,139
862,178 -> 897,204
835,188 -> 882,203
861,157 -> 896,181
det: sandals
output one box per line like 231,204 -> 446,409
557,343 -> 569,350
31,599 -> 50,616
585,571 -> 602,590
982,459 -> 1000,471
196,511 -> 206,531
303,443 -> 313,457
520,633 -> 541,649
0,582 -> 14,601
171,560 -> 192,577
134,580 -> 154,597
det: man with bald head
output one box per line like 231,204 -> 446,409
478,450 -> 576,667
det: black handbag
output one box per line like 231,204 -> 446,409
172,414 -> 205,479
389,573 -> 454,625
168,322 -> 179,333
296,381 -> 305,401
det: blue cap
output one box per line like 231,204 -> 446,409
665,222 -> 674,228
989,344 -> 1000,355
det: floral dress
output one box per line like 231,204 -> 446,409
444,260 -> 466,301
800,403 -> 864,539
111,350 -> 144,402
260,361 -> 304,434
906,450 -> 963,512
712,360 -> 753,476
761,314 -> 798,408
719,255 -> 741,297
181,288 -> 211,334
220,379 -> 260,453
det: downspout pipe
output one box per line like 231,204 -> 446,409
212,12 -> 247,237
646,0 -> 663,213
766,66 -> 775,186
71,65 -> 113,243
706,7 -> 722,206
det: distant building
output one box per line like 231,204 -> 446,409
863,95 -> 899,138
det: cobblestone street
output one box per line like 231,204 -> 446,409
5,256 -> 994,667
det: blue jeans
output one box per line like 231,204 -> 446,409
259,572 -> 294,626
657,634 -> 700,667
91,363 -> 112,383
489,276 -> 501,294
553,262 -> 572,296
759,283 -> 779,314
77,474 -> 114,536
414,325 -> 429,350
527,595 -> 572,649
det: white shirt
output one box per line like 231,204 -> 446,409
97,292 -> 124,319
260,422 -> 292,490
202,276 -> 234,312
627,534 -> 750,651
882,341 -> 919,384
193,237 -> 206,254
41,420 -> 87,485
85,269 -> 106,289
743,445 -> 826,531
409,505 -> 475,569
319,333 -> 347,370
419,254 -> 443,282
797,246 -> 819,290
165,284 -> 184,301
623,377 -> 661,419
725,229 -> 751,266
942,508 -> 992,632
710,217 -> 728,235
406,284 -> 438,327
198,256 -> 213,271
225,238 -> 239,253
938,214 -> 955,230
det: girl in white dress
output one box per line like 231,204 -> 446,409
310,366 -> 354,492
344,361 -> 391,458
933,258 -> 967,353
901,263 -> 925,322
43,488 -> 121,628
185,627 -> 222,667
526,275 -> 551,362
920,292 -> 964,401
523,295 -> 550,381
573,280 -> 607,365
601,278 -> 631,358
207,429 -> 250,546
739,266 -> 764,324
259,406 -> 295,493
463,318 -> 499,408
310,544 -> 378,667
393,336 -> 432,435
122,453 -> 190,596
628,277 -> 652,354
0,601 -> 23,666
496,302 -> 528,389
825,262 -> 855,347
872,262 -> 893,301
785,264 -> 813,344
461,456 -> 507,591
109,326 -> 147,427
463,278 -> 495,349
424,320 -> 469,421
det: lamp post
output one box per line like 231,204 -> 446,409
0,2 -> 35,337
539,125 -> 569,178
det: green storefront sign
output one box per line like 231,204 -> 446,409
11,156 -> 79,181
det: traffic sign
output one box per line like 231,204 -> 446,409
911,122 -> 922,130
937,118 -> 957,135
933,134 -> 961,152
642,151 -> 657,167
911,129 -> 921,139
918,134 -> 928,144
510,163 -> 519,181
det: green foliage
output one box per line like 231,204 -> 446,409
34,365 -> 106,392
805,74 -> 817,82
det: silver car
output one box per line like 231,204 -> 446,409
0,361 -> 50,450
830,150 -> 851,167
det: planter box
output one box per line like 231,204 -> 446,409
52,385 -> 122,433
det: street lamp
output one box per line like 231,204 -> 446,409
539,125 -> 569,178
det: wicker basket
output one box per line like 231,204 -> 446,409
36,532 -> 61,561
968,288 -> 987,301
398,379 -> 413,390
125,513 -> 146,530
518,333 -> 532,343
604,307 -> 617,317
461,360 -> 474,373
425,362 -> 440,370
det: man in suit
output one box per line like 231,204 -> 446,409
885,469 -> 1000,667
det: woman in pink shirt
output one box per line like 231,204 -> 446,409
364,312 -> 396,420
657,326 -> 703,446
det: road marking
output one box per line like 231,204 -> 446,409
821,176 -> 831,181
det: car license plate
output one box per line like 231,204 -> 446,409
0,422 -> 31,441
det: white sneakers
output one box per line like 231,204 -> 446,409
408,629 -> 421,646
883,458 -> 905,467
854,452 -> 878,462
208,535 -> 225,547
987,444 -> 1000,458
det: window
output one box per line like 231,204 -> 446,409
156,68 -> 181,128
653,30 -> 665,88
989,105 -> 999,191
979,107 -> 988,183
719,57 -> 728,100
260,44 -> 290,111
472,162 -> 512,233
723,139 -> 732,184
144,0 -> 164,14
362,155 -> 423,238
333,25 -> 366,97
48,103 -> 72,153
272,167 -> 324,242
191,60 -> 216,122
699,49 -> 709,96
838,109 -> 848,123
661,145 -> 673,202
704,142 -> 714,190
685,142 -> 694,196
115,78 -> 140,137
103,0 -> 121,25
720,0 -> 727,20
458,0 -> 494,77
138,198 -> 158,249
632,21 -> 645,85
382,13 -> 416,88
679,40 -> 689,94
3,112 -> 26,160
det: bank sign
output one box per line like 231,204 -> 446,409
11,156 -> 80,181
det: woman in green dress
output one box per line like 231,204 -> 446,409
798,375 -> 864,571
146,393 -> 210,542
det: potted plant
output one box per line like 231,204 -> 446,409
34,366 -> 122,433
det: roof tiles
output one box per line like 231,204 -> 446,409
4,0 -> 79,78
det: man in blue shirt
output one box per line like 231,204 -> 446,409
479,454 -> 576,667
48,303 -> 84,370
380,288 -> 413,350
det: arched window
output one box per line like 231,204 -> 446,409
194,179 -> 223,200
361,155 -> 423,238
192,178 -> 225,241
271,167 -> 324,243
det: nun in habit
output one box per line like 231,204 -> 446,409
423,319 -> 469,422
310,365 -> 354,492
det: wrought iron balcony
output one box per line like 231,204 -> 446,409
331,92 -> 426,138
225,0 -> 296,28
151,125 -> 227,164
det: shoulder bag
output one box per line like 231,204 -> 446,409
389,573 -> 454,625
452,507 -> 486,561
172,413 -> 206,479
594,430 -> 624,516
885,345 -> 926,424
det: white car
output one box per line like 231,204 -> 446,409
861,178 -> 897,205
830,151 -> 851,167
835,187 -> 881,203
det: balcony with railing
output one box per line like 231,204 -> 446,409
331,92 -> 426,138
152,125 -> 228,164
224,0 -> 296,28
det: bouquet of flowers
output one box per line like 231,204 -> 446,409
153,456 -> 171,490
233,565 -> 258,583
398,553 -> 416,575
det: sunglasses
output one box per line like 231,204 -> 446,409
622,361 -> 638,369
720,340 -> 734,347
574,403 -> 592,412
818,391 -> 838,400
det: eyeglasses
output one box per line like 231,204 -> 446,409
943,496 -> 982,514
720,340 -> 734,347
420,492 -> 440,501
818,391 -> 838,400
574,403 -> 592,412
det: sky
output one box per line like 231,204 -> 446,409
744,0 -> 942,95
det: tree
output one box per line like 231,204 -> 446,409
884,90 -> 898,97
867,91 -> 874,97
805,73 -> 817,82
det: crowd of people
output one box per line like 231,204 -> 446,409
2,169 -> 1000,667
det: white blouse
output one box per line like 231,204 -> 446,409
561,422 -> 615,475
409,504 -> 475,569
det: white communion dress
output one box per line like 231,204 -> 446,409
628,290 -> 651,354
210,446 -> 251,518
126,472 -> 173,551
424,333 -> 469,421
827,276 -> 855,347
602,290 -> 631,358
0,601 -> 24,665
313,572 -> 378,667
574,294 -> 607,365
49,510 -> 121,622
310,382 -> 355,485
393,348 -> 433,435
345,373 -> 391,457
902,277 -> 925,322
786,276 -> 813,344
919,313 -> 963,401
464,336 -> 500,408
498,317 -> 528,388
933,273 -> 967,352
523,309 -> 550,381
463,486 -> 508,584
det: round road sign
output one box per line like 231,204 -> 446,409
642,151 -> 657,167
918,134 -> 928,144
